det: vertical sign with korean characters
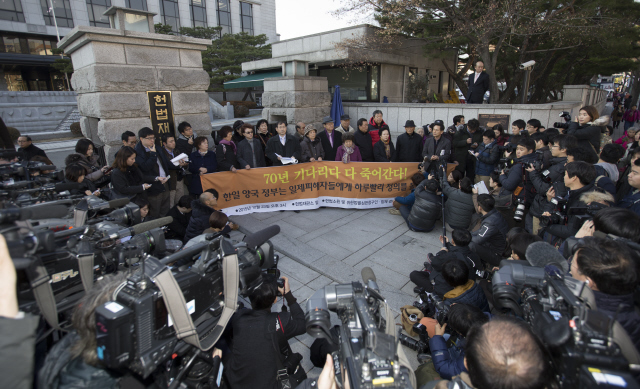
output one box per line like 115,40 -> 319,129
147,91 -> 175,137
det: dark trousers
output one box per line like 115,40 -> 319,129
465,154 -> 476,182
469,242 -> 502,267
410,270 -> 434,293
148,182 -> 170,219
399,205 -> 434,232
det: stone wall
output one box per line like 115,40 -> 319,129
262,76 -> 331,130
0,91 -> 78,134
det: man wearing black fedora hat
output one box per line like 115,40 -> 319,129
395,120 -> 423,162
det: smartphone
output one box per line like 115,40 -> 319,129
104,167 -> 114,174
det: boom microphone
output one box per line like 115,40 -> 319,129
0,204 -> 70,224
244,225 -> 281,250
525,242 -> 569,273
106,198 -> 130,209
105,216 -> 173,240
33,165 -> 56,171
54,182 -> 83,192
361,267 -> 380,292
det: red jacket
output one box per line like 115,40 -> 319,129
368,117 -> 388,147
624,109 -> 640,122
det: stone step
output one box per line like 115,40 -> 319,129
54,108 -> 82,132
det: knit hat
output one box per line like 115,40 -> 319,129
304,124 -> 317,137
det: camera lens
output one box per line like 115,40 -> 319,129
514,203 -> 526,221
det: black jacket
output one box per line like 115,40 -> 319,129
110,165 -> 154,202
499,152 -> 539,207
159,147 -> 183,191
165,204 -> 191,241
408,180 -> 442,231
265,134 -> 302,166
353,130 -> 374,161
422,136 -> 451,171
566,122 -> 602,160
467,71 -> 490,104
225,292 -> 305,389
237,138 -> 266,168
395,132 -> 423,162
429,246 -> 481,298
300,137 -> 324,162
471,209 -> 509,255
593,164 -> 616,196
441,180 -> 475,230
183,199 -> 215,243
134,142 -> 169,196
546,182 -> 597,239
20,143 -> 47,162
0,315 -> 39,389
528,157 -> 567,218
216,142 -> 242,171
452,128 -> 482,172
594,291 -> 640,354
373,140 -> 395,162
318,130 -> 342,162
175,134 -> 195,157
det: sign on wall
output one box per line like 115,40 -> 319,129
147,91 -> 175,137
478,114 -> 510,130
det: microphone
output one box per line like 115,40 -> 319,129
54,182 -> 83,192
525,242 -> 569,273
244,225 -> 281,250
0,204 -> 70,224
1,181 -> 31,189
107,198 -> 130,209
32,165 -> 57,171
0,149 -> 23,159
105,216 -> 173,240
361,267 -> 380,292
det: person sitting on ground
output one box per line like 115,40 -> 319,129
237,123 -> 266,168
390,172 -> 427,215
335,132 -> 362,163
438,173 -> 475,231
403,178 -> 442,232
64,163 -> 98,197
300,124 -> 324,162
373,127 -> 395,162
446,170 -> 464,190
440,259 -> 490,312
469,194 -> 509,268
133,198 -> 151,222
188,136 -> 217,195
216,126 -> 247,172
428,304 -> 490,381
66,138 -> 110,184
571,237 -> 640,352
183,190 -> 218,243
165,195 -> 192,242
410,229 -> 481,299
184,211 -> 233,248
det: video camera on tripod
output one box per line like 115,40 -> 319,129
493,262 -> 640,388
306,267 -> 416,388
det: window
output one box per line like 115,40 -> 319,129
160,0 -> 180,32
240,1 -> 252,35
0,34 -> 55,55
318,65 -> 380,102
41,0 -> 74,28
0,0 -> 25,22
0,35 -> 23,53
217,0 -> 231,35
87,0 -> 111,27
190,0 -> 206,27
126,0 -> 147,11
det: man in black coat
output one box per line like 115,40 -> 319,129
135,127 -> 170,218
466,61 -> 490,104
353,118 -> 374,161
318,116 -> 342,161
469,194 -> 509,267
421,121 -> 451,174
394,120 -> 423,162
237,125 -> 266,168
165,195 -> 192,241
17,136 -> 48,161
175,121 -> 195,158
183,191 -> 217,243
265,121 -> 302,166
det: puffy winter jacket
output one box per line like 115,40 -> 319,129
594,291 -> 640,353
471,209 -> 509,256
183,199 -> 215,243
300,137 -> 325,162
474,140 -> 500,176
498,152 -> 539,207
618,189 -> 640,216
429,246 -> 481,298
429,335 -> 466,380
64,153 -> 104,182
441,180 -> 475,230
407,181 -> 442,231
443,280 -> 490,312
546,182 -> 598,239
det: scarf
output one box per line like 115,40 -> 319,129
383,139 -> 391,160
342,145 -> 354,164
220,139 -> 237,154
198,150 -> 208,157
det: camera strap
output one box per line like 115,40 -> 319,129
77,253 -> 95,292
153,251 -> 239,351
25,257 -> 63,330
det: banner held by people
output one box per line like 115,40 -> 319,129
200,162 -> 420,215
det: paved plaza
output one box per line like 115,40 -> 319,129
229,207 -> 444,379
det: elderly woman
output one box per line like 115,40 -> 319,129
374,128 -> 395,162
188,136 -> 218,195
335,132 -> 362,163
300,124 -> 324,162
615,128 -> 637,150
216,126 -> 246,171
65,138 -> 110,184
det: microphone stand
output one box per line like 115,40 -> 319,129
440,162 -> 447,248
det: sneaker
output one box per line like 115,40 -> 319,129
389,208 -> 401,215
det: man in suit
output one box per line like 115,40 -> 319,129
265,121 -> 302,166
422,121 -> 451,174
318,116 -> 342,161
135,127 -> 170,218
467,61 -> 490,104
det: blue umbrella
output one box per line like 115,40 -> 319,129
330,85 -> 345,128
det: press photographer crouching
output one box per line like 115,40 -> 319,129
225,275 -> 307,389
468,194 -> 509,268
403,178 -> 442,232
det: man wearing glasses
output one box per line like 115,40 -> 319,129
237,123 -> 266,168
17,136 -> 48,162
135,127 -> 170,218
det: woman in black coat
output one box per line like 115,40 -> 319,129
216,126 -> 244,171
566,105 -> 607,161
110,146 -> 155,202
373,128 -> 396,162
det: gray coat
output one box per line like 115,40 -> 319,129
408,181 -> 442,231
237,138 -> 266,168
300,137 -> 325,162
422,136 -> 451,171
442,180 -> 475,229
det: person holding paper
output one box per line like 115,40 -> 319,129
473,129 -> 500,189
265,121 -> 301,166
421,121 -> 451,175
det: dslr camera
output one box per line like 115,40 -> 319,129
554,111 -> 572,129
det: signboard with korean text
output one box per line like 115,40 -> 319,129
147,91 -> 175,137
478,114 -> 510,130
200,162 -> 420,215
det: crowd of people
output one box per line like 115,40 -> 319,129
4,98 -> 640,389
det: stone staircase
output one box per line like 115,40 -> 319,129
54,108 -> 81,132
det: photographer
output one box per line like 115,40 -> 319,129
473,129 -> 500,188
566,105 -> 607,161
510,119 -> 527,141
570,237 -> 640,351
452,118 -> 482,177
427,304 -> 489,382
439,173 -> 475,231
499,138 -> 538,211
403,178 -> 442,232
440,259 -> 489,312
542,161 -> 599,240
469,194 -> 509,268
529,132 -> 551,170
225,276 -> 306,389
410,229 -> 481,298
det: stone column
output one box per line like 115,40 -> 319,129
57,25 -> 212,161
261,76 -> 331,131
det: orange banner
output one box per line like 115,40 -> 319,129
200,162 -> 420,215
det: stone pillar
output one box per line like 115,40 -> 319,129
57,25 -> 212,161
261,76 -> 331,132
